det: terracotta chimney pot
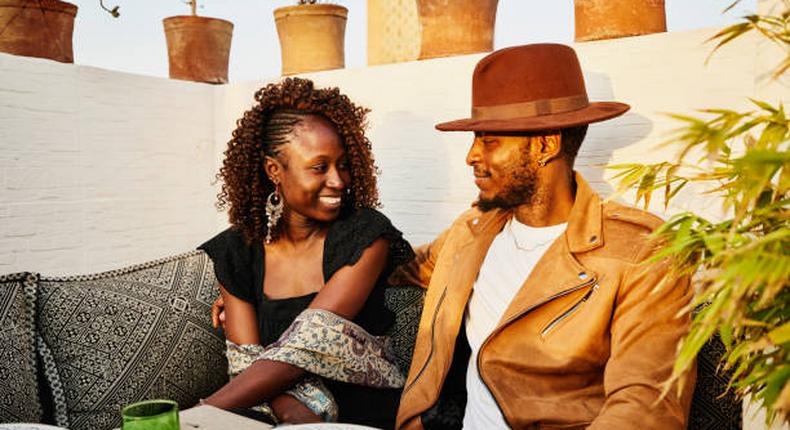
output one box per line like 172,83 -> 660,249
274,4 -> 348,76
575,0 -> 666,42
163,15 -> 234,84
417,0 -> 499,60
0,0 -> 77,63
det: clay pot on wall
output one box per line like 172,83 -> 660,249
417,0 -> 499,60
367,0 -> 420,66
163,15 -> 233,84
274,3 -> 347,76
0,0 -> 77,63
574,0 -> 666,42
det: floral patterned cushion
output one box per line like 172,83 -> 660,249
35,251 -> 228,430
0,273 -> 42,423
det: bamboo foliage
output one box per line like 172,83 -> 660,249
715,0 -> 790,79
607,2 -> 790,423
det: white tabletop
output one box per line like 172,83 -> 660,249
179,407 -> 381,429
0,425 -> 68,430
180,405 -> 274,430
277,425 -> 380,429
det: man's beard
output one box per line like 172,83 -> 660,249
476,160 -> 539,212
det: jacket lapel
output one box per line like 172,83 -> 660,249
443,209 -> 512,323
496,173 -> 605,328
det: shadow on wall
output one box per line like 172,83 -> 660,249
576,70 -> 653,195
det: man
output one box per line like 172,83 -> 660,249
392,44 -> 695,430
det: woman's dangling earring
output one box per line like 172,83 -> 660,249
265,184 -> 284,244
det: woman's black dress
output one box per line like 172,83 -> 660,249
199,208 -> 414,429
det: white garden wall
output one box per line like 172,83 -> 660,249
0,57 -> 216,274
0,25 -> 787,430
0,26 -> 773,272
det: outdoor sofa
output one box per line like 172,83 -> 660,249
0,250 -> 740,429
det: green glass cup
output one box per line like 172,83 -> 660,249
121,399 -> 179,430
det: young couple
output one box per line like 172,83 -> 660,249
198,44 -> 695,430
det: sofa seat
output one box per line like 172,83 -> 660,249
0,251 -> 739,429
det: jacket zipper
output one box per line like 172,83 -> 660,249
540,282 -> 599,337
402,286 -> 447,395
476,276 -> 598,425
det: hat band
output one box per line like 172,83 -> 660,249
471,94 -> 589,120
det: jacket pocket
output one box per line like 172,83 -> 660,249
540,283 -> 599,338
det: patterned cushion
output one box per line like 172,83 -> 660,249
0,272 -> 43,423
689,335 -> 742,430
384,285 -> 425,375
36,251 -> 228,430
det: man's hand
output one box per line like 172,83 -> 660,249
271,393 -> 322,424
211,294 -> 226,329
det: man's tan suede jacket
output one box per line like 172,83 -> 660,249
394,174 -> 696,430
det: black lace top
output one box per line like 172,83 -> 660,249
198,208 -> 414,428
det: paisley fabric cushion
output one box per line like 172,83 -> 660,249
0,272 -> 42,423
36,251 -> 227,430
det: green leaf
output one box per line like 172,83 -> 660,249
722,0 -> 742,14
768,322 -> 790,345
762,366 -> 790,410
720,324 -> 734,348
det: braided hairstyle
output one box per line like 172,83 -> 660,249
216,77 -> 380,244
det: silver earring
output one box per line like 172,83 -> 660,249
538,159 -> 547,167
265,186 -> 284,244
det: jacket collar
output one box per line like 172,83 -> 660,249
565,172 -> 604,253
465,172 -> 604,254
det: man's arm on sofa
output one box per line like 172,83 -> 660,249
211,294 -> 226,330
388,227 -> 451,289
589,244 -> 696,430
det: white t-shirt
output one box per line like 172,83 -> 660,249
463,218 -> 567,429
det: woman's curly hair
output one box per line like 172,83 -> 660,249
216,77 -> 380,244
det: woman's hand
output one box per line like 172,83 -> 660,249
271,394 -> 322,424
211,294 -> 226,329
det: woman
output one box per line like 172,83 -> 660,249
198,78 -> 413,428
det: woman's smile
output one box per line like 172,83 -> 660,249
319,195 -> 343,209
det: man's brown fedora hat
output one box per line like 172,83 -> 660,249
436,43 -> 630,132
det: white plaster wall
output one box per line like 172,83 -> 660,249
0,23 -> 787,430
0,54 -> 217,275
1,26 -> 778,271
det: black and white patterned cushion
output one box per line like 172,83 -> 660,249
689,335 -> 742,430
36,251 -> 228,430
384,285 -> 425,376
0,272 -> 43,423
